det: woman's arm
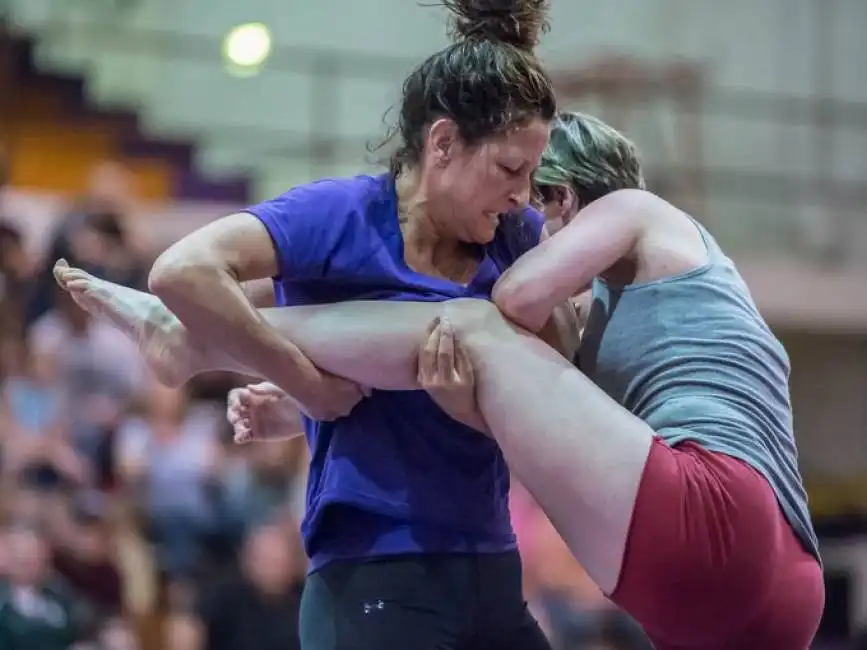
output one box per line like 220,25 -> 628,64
538,301 -> 583,360
242,278 -> 277,308
492,189 -> 648,332
148,213 -> 334,404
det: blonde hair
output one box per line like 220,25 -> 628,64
534,112 -> 645,206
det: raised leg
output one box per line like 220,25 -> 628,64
444,300 -> 655,595
53,260 -> 444,390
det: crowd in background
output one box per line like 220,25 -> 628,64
0,160 -> 654,650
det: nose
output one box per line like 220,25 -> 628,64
508,180 -> 532,209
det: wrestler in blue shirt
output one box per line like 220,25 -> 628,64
247,173 -> 542,570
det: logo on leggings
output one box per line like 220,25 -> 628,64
363,600 -> 385,615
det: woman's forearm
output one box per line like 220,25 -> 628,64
243,278 -> 277,308
149,253 -> 321,393
146,211 -> 331,398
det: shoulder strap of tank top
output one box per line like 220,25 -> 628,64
687,215 -> 727,265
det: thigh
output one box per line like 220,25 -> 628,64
465,328 -> 655,595
299,556 -> 467,650
472,552 -> 553,650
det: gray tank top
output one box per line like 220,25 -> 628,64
578,220 -> 820,559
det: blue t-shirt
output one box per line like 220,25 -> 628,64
246,174 -> 544,571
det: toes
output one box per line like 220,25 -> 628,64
52,258 -> 73,283
53,263 -> 91,290
65,278 -> 89,291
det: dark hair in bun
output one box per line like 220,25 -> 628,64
374,0 -> 556,174
443,0 -> 550,51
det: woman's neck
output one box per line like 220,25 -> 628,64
395,168 -> 470,267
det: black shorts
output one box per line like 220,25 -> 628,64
299,551 -> 551,650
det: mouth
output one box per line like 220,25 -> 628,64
483,212 -> 501,228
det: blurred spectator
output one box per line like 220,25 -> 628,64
86,161 -> 138,218
50,490 -> 124,619
28,161 -> 147,324
94,617 -> 140,650
116,382 -> 225,583
0,522 -> 88,649
78,209 -> 147,289
4,486 -> 47,523
31,291 -> 145,486
169,521 -> 304,650
0,220 -> 30,353
0,335 -> 90,488
0,522 -> 9,578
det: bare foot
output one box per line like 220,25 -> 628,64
53,259 -> 197,386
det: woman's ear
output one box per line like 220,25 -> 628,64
560,186 -> 581,224
426,118 -> 459,167
540,184 -> 578,225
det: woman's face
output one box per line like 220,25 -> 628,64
425,118 -> 550,244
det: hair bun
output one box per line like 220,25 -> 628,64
441,0 -> 550,51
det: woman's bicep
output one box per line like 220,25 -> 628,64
494,191 -> 645,329
156,212 -> 282,283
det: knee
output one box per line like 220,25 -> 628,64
441,299 -> 503,337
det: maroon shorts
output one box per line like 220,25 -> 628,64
610,437 -> 824,650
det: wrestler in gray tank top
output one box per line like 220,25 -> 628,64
578,220 -> 820,559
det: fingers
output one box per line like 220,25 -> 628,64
233,425 -> 253,444
226,389 -> 244,425
437,318 -> 456,381
453,339 -> 474,385
227,390 -> 253,444
247,381 -> 283,397
418,317 -> 472,388
418,317 -> 441,385
234,427 -> 255,444
228,387 -> 266,443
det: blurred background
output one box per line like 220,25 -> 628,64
0,0 -> 865,648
